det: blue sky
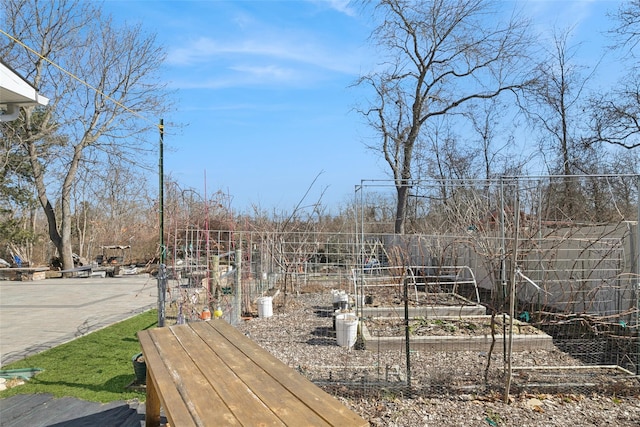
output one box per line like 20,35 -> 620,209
101,0 -> 622,214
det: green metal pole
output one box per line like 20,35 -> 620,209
158,119 -> 166,327
159,118 -> 165,265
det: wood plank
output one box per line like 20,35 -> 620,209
138,330 -> 198,427
204,320 -> 369,427
191,321 -> 334,426
171,324 -> 285,426
149,326 -> 240,426
31,271 -> 47,280
145,366 -> 161,427
140,321 -> 368,427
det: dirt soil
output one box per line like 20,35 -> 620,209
237,290 -> 640,427
365,316 -> 546,337
366,288 -> 479,307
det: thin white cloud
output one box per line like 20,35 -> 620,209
521,0 -> 607,35
167,36 -> 360,75
162,1 -> 369,90
171,65 -> 312,90
230,64 -> 295,80
307,0 -> 356,16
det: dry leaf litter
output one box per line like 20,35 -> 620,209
236,291 -> 640,427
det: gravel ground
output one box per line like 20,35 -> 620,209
237,291 -> 640,427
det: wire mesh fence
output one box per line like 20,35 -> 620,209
162,174 -> 640,399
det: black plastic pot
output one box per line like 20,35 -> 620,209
132,353 -> 146,384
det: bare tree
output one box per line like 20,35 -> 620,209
464,98 -> 526,180
585,1 -> 640,150
610,0 -> 640,52
588,79 -> 640,150
519,28 -> 599,220
0,0 -> 169,271
418,116 -> 472,213
356,0 -> 532,234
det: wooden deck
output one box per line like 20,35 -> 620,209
138,319 -> 369,427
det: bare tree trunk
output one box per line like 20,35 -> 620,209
23,112 -> 64,267
395,184 -> 409,234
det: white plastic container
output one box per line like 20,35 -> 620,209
332,290 -> 347,309
337,293 -> 349,309
335,313 -> 358,348
257,296 -> 273,318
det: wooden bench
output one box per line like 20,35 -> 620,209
138,319 -> 369,427
0,267 -> 49,281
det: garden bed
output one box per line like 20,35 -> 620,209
361,315 -> 555,352
360,292 -> 486,317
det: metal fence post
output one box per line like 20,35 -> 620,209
234,249 -> 242,325
158,263 -> 166,327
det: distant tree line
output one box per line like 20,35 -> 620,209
356,0 -> 640,233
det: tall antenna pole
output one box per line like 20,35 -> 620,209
158,118 -> 166,327
159,118 -> 165,265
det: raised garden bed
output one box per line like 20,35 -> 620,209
510,365 -> 640,395
361,315 -> 555,352
359,292 -> 486,318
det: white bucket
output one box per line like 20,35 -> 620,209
257,296 -> 273,318
335,314 -> 358,348
332,290 -> 348,309
337,293 -> 349,309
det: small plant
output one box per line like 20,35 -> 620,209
408,317 -> 429,335
444,323 -> 458,333
380,388 -> 398,401
464,322 -> 478,331
485,408 -> 503,426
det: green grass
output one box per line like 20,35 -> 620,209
0,310 -> 157,403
